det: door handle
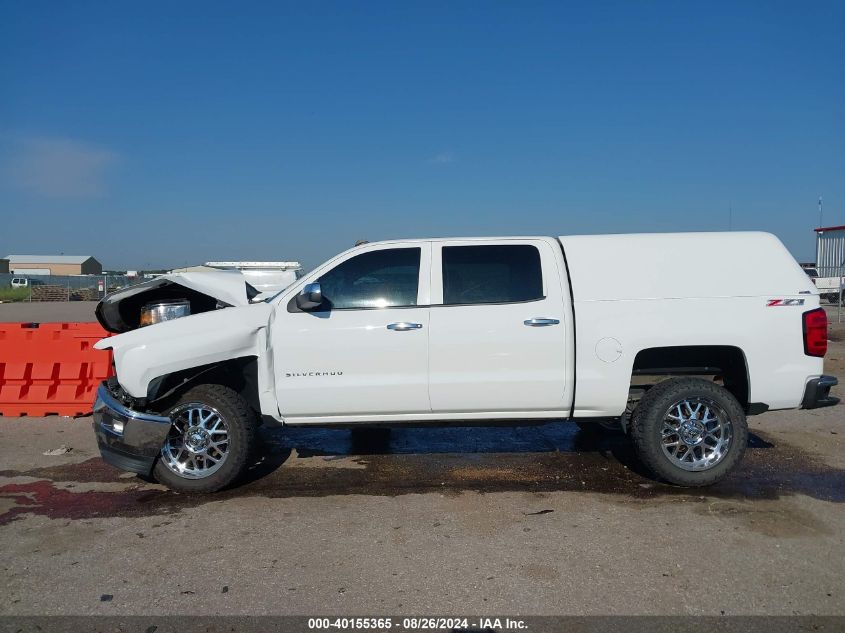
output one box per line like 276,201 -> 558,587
524,318 -> 560,327
387,322 -> 423,331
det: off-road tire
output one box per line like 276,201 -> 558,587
152,383 -> 257,493
630,377 -> 748,486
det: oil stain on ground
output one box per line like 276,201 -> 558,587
0,422 -> 842,525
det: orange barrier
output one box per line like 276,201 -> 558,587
0,322 -> 114,417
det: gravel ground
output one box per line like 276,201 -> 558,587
0,307 -> 842,617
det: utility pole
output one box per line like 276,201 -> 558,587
819,196 -> 823,228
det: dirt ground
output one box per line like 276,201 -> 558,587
0,305 -> 842,617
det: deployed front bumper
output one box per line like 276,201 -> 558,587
801,375 -> 840,410
92,383 -> 172,475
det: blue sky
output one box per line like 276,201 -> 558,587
1,1 -> 842,270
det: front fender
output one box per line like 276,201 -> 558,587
95,303 -> 274,399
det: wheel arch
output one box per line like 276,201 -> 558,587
630,345 -> 752,411
146,356 -> 261,415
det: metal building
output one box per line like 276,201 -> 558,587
815,226 -> 845,278
4,255 -> 103,275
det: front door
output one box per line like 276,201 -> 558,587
427,239 -> 569,413
273,243 -> 431,420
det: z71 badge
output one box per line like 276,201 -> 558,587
766,298 -> 805,307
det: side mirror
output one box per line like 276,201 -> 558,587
295,282 -> 323,311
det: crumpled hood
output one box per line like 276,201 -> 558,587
95,270 -> 258,333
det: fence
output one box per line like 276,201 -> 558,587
0,273 -> 144,302
2,269 -> 842,320
814,265 -> 844,324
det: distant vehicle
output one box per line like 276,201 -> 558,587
10,277 -> 43,288
801,269 -> 842,303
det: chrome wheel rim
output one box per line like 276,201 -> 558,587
660,397 -> 732,471
160,403 -> 230,479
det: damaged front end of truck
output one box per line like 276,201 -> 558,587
91,271 -> 277,476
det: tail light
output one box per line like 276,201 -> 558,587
802,308 -> 828,357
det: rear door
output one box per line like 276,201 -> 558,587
428,239 -> 569,413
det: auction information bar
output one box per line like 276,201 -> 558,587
1,616 -> 843,633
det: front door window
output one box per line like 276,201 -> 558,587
317,248 -> 421,309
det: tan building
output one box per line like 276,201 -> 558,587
0,259 -> 8,274
5,255 -> 103,275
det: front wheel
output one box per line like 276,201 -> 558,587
629,377 -> 747,487
152,383 -> 257,493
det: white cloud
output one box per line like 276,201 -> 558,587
2,137 -> 119,197
428,151 -> 455,165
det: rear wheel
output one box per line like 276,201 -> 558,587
152,383 -> 257,493
630,377 -> 747,486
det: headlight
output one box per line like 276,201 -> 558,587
139,299 -> 191,327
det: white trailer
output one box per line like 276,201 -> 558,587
204,261 -> 302,293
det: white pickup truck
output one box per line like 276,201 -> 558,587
92,232 -> 838,493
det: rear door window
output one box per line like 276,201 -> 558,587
441,245 -> 543,305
